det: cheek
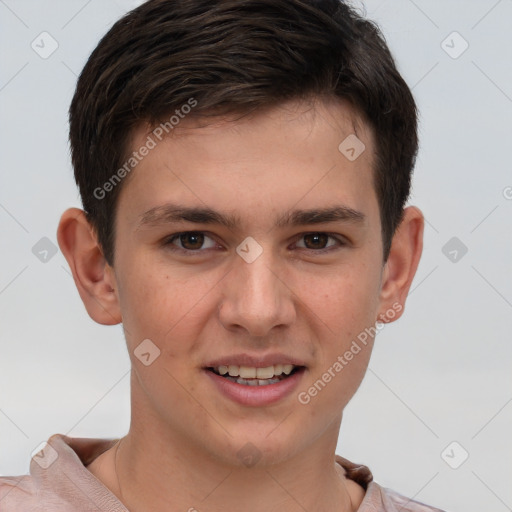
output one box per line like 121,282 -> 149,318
295,261 -> 379,401
117,260 -> 222,357
299,261 -> 381,335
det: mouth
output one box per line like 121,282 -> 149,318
205,364 -> 304,386
202,355 -> 308,406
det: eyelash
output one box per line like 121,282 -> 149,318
162,231 -> 346,256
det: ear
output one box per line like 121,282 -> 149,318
376,206 -> 424,323
57,207 -> 121,325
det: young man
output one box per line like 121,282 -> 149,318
0,0 -> 445,510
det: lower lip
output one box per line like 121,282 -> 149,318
204,367 -> 306,407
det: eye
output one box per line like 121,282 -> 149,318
163,231 -> 345,256
294,232 -> 344,253
164,231 -> 218,253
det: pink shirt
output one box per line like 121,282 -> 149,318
0,433 -> 446,511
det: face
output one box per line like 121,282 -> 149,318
108,98 -> 391,466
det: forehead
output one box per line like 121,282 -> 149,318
116,98 -> 378,232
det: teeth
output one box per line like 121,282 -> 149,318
229,376 -> 282,386
283,364 -> 294,375
256,366 -> 274,379
240,366 -> 257,378
213,364 -> 296,379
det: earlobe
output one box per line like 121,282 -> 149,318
377,206 -> 424,323
57,207 -> 122,325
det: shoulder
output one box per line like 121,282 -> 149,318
0,433 -> 122,512
335,454 -> 447,512
0,474 -> 38,511
370,481 -> 448,512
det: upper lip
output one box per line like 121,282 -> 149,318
204,353 -> 307,368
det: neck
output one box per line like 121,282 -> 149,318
94,372 -> 365,512
111,427 -> 361,512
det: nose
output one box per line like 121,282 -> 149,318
218,249 -> 296,337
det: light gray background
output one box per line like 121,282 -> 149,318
1,1 -> 511,511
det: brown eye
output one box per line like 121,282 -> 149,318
179,232 -> 204,250
303,233 -> 329,250
164,232 -> 217,253
294,233 -> 343,253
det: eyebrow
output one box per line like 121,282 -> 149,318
135,203 -> 365,231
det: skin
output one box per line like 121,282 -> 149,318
57,97 -> 423,512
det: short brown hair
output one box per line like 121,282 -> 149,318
69,0 -> 418,266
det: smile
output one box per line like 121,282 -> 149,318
204,364 -> 306,406
208,364 -> 299,386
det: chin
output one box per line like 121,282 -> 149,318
203,424 -> 307,469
